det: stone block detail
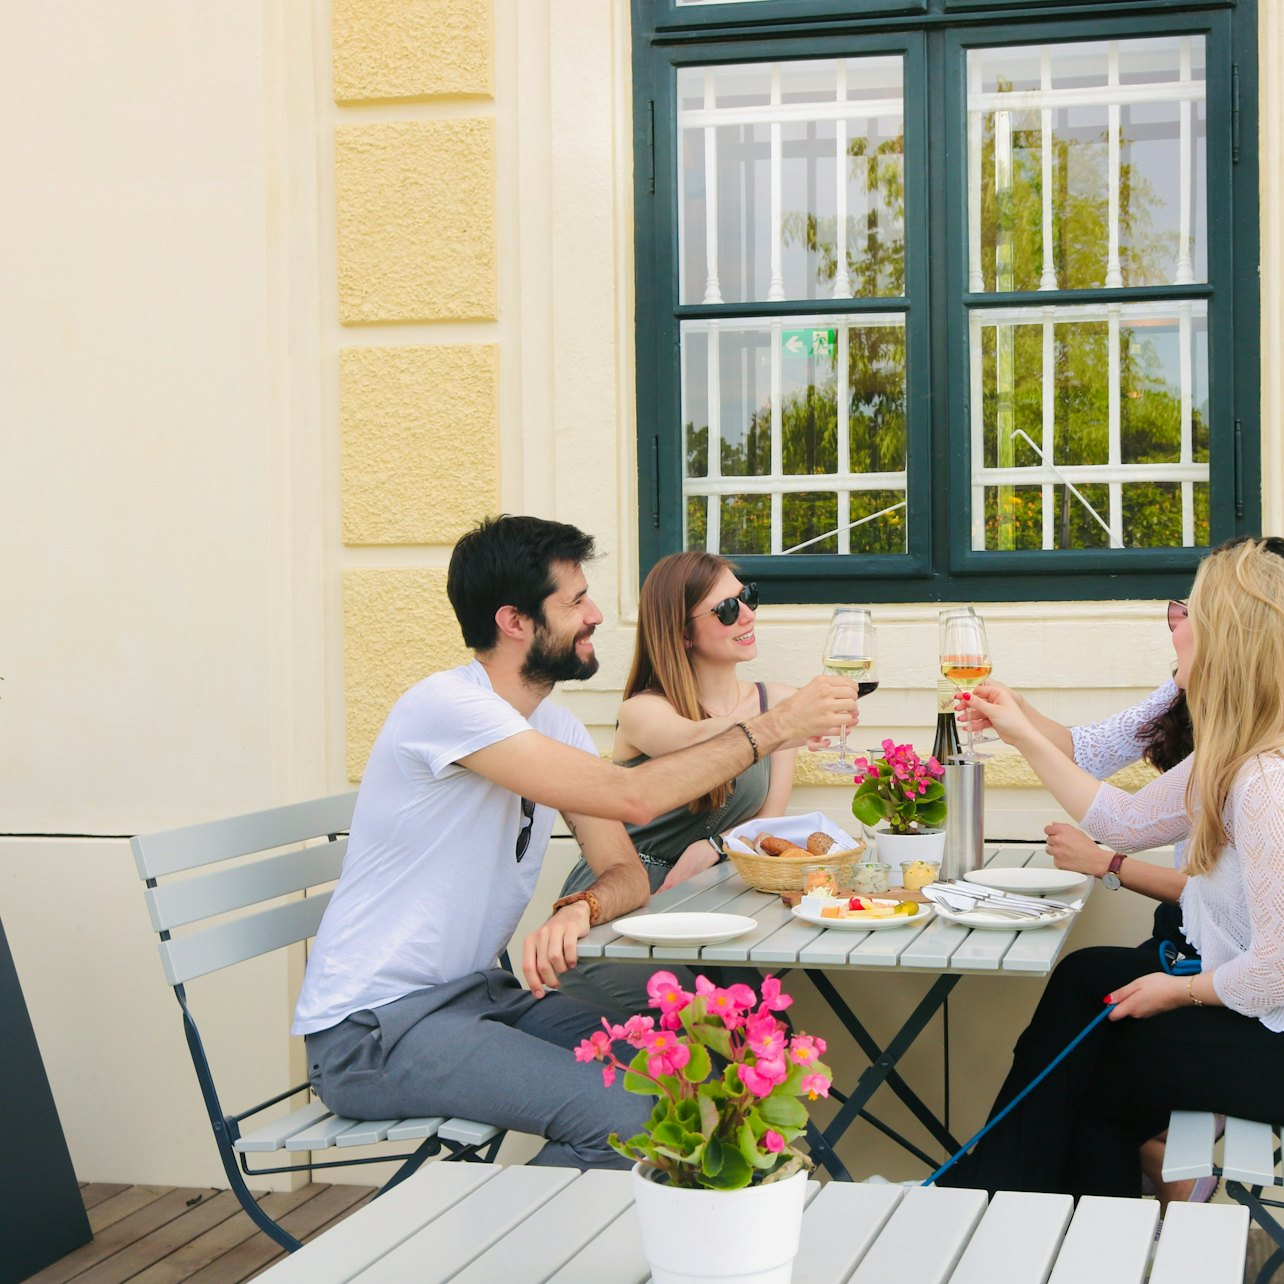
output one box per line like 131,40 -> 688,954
340,343 -> 498,545
333,0 -> 493,103
336,119 -> 496,322
343,568 -> 472,779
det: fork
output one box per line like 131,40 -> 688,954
924,886 -> 1049,920
938,880 -> 1077,914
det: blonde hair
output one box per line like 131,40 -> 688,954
1184,539 -> 1284,875
625,551 -> 738,813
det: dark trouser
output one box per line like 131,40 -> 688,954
938,946 -> 1284,1197
305,969 -> 652,1170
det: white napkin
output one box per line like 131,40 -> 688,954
723,810 -> 860,856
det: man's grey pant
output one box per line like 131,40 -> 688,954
305,969 -> 650,1170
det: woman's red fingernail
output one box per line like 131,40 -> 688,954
1103,994 -> 1113,1004
962,692 -> 971,701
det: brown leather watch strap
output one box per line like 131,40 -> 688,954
551,889 -> 601,926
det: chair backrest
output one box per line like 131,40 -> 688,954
131,792 -> 359,988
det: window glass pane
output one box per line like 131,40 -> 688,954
968,35 -> 1206,293
678,57 -> 904,304
682,314 -> 906,556
971,302 -> 1208,551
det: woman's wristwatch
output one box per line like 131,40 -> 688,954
1102,852 -> 1126,890
707,834 -> 729,864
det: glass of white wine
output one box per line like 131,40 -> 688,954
939,607 -> 993,761
821,607 -> 875,774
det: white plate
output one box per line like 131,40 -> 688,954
931,902 -> 1075,931
790,903 -> 934,932
964,867 -> 1087,897
610,912 -> 758,946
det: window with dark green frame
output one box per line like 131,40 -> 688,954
632,0 -> 1259,603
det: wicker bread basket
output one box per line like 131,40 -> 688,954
727,839 -> 866,895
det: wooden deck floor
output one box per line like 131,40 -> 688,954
28,1182 -> 376,1283
26,1180 -> 1284,1282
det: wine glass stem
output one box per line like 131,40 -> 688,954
837,724 -> 849,768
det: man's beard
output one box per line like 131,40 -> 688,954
521,622 -> 600,685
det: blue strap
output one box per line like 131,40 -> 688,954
923,1002 -> 1116,1185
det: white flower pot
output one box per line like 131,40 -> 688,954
868,826 -> 947,866
630,1163 -> 808,1284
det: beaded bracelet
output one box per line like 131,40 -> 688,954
734,720 -> 760,765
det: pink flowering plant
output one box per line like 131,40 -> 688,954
851,739 -> 946,835
574,971 -> 832,1190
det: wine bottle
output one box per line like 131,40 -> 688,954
932,676 -> 961,765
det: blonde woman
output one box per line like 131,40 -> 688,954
556,551 -> 836,1012
937,538 -> 1284,1196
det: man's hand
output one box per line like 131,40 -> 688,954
760,674 -> 858,749
1106,971 -> 1189,1020
1044,822 -> 1113,878
658,839 -> 720,892
522,900 -> 591,998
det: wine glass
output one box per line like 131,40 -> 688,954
821,607 -> 875,774
939,607 -> 993,761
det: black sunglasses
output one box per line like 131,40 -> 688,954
694,583 -> 759,627
516,796 -> 535,863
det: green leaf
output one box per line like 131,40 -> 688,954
918,799 -> 947,826
702,1142 -> 753,1190
702,1133 -> 724,1177
739,1119 -> 777,1169
682,1042 -> 712,1085
852,794 -> 888,827
691,1022 -> 733,1061
698,1093 -> 719,1138
758,1093 -> 808,1130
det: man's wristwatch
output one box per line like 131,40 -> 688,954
1102,852 -> 1126,890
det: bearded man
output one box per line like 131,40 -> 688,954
293,514 -> 855,1168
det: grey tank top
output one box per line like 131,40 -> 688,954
559,683 -> 772,898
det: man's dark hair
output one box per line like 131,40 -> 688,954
447,514 -> 596,651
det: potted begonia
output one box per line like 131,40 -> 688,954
575,971 -> 831,1284
850,739 -> 948,867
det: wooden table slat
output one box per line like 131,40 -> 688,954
1150,1200 -> 1250,1284
1046,1193 -> 1158,1284
947,1189 -> 1074,1284
847,1185 -> 988,1284
791,1182 -> 903,1283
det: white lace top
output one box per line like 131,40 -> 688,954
1081,753 -> 1284,1031
1070,680 -> 1179,779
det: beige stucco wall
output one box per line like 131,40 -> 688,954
0,0 -> 1280,1194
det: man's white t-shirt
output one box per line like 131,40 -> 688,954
293,660 -> 597,1036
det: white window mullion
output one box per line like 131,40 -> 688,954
770,320 -> 783,552
1042,314 -> 1055,549
1177,37 -> 1195,285
1180,302 -> 1194,545
1108,306 -> 1123,544
970,310 -> 986,550
1040,48 -> 1057,291
968,56 -> 984,291
706,321 -> 722,552
702,70 -> 723,305
833,61 -> 852,299
768,65 -> 784,301
837,323 -> 850,553
1106,43 -> 1123,288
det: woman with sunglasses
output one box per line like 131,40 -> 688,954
936,537 -> 1284,1199
555,551 -> 836,1012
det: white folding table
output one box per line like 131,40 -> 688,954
253,1161 -> 1248,1284
577,843 -> 1091,1179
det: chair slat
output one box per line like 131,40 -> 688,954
336,1119 -> 399,1148
386,1117 -> 446,1141
1222,1115 -> 1279,1185
157,892 -> 331,985
234,1101 -> 333,1153
284,1113 -> 362,1152
1162,1109 -> 1218,1181
439,1118 -> 502,1147
143,839 -> 347,932
131,792 -> 358,878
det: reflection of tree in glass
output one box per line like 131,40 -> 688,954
779,136 -> 906,298
979,90 -> 1183,291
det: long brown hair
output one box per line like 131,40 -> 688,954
625,551 -> 738,813
1184,539 -> 1284,875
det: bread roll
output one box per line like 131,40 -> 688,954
755,833 -> 794,857
805,831 -> 835,855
